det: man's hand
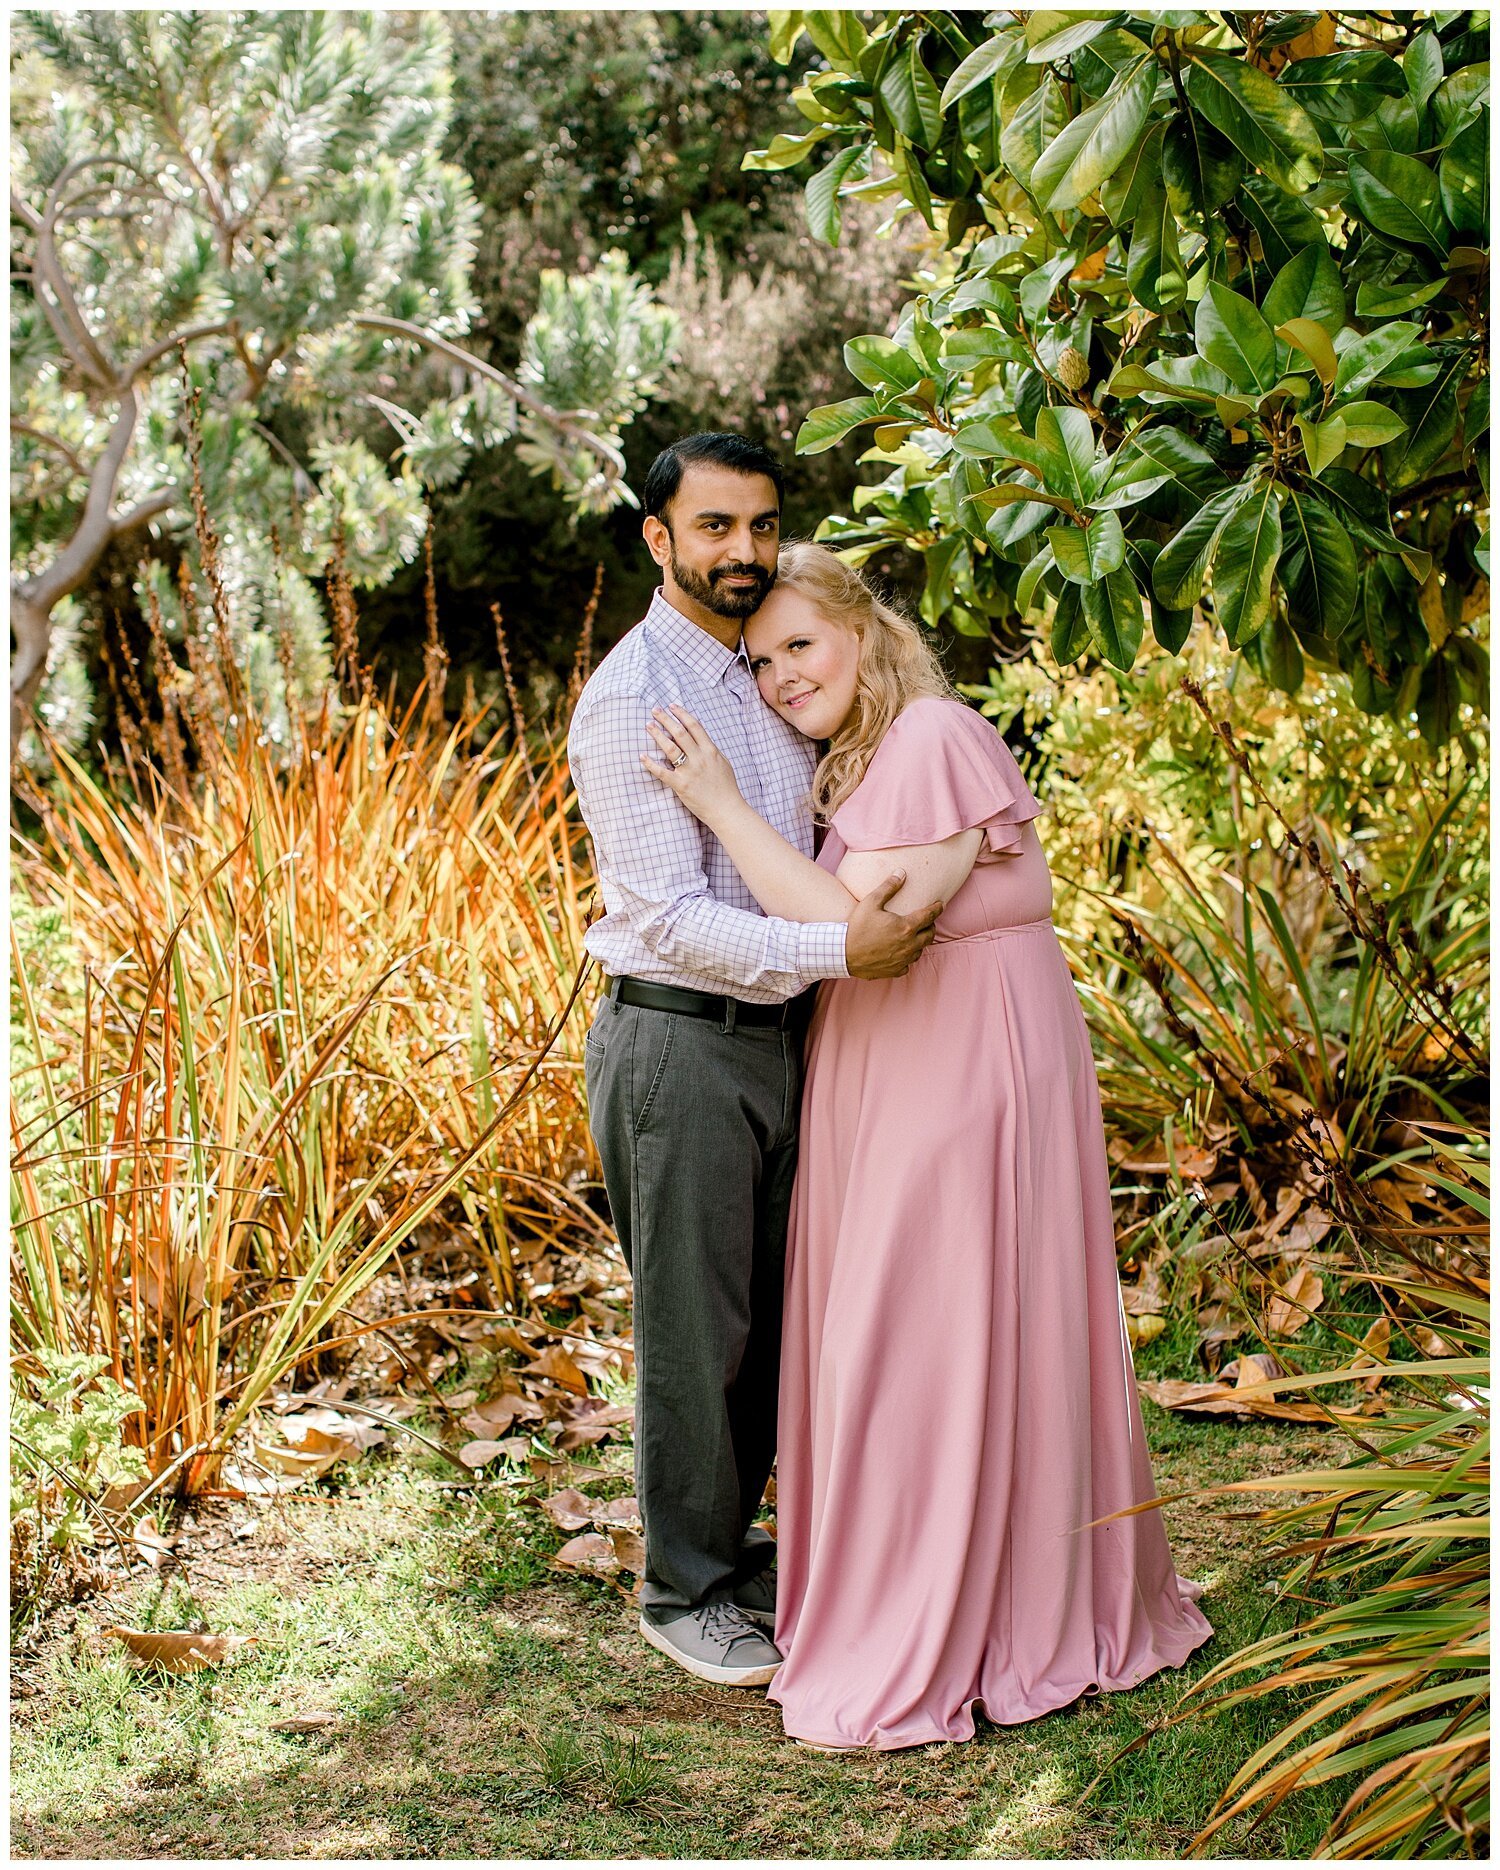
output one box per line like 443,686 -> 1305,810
845,873 -> 942,980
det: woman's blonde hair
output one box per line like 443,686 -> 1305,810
772,540 -> 953,822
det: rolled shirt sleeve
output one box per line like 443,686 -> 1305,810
570,692 -> 849,999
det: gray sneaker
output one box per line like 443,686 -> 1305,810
732,1568 -> 776,1629
640,1602 -> 783,1686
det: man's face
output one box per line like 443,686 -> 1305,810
647,465 -> 780,620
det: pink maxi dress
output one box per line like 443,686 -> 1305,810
768,696 -> 1212,1751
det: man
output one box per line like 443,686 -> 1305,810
567,433 -> 940,1687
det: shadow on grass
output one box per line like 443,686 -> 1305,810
10,1417 -> 1344,1861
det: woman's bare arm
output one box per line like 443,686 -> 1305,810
836,831 -> 983,918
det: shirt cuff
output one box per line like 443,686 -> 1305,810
796,921 -> 850,983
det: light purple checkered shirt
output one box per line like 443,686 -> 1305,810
567,589 -> 850,1002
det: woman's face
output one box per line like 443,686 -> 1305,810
743,585 -> 860,740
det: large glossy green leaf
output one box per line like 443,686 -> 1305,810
767,11 -> 806,66
1015,543 -> 1055,614
1127,540 -> 1194,653
1111,426 -> 1229,503
1334,401 -> 1408,448
951,419 -> 1064,482
1125,171 -> 1186,312
742,126 -> 839,171
803,9 -> 867,68
1404,30 -> 1446,110
1352,90 -> 1421,154
1030,55 -> 1157,213
1050,581 -> 1091,662
1439,113 -> 1489,238
1047,510 -> 1126,583
1431,66 -> 1488,145
1080,565 -> 1145,669
1382,347 -> 1469,491
1001,72 -> 1069,190
1238,174 -> 1324,273
1318,467 -> 1433,583
1280,485 -> 1358,637
1101,117 -> 1163,224
1353,276 -> 1448,319
1295,412 -> 1346,477
1278,317 -> 1338,384
1262,240 -> 1345,334
1161,113 -> 1242,219
804,144 -> 868,243
1035,405 -> 1098,504
940,34 -> 1017,110
1024,11 -> 1116,63
843,334 -> 926,393
1195,281 -> 1277,394
1185,52 -> 1323,196
879,41 -> 942,150
983,486 -> 1057,548
1348,152 -> 1451,256
795,394 -> 887,454
1085,455 -> 1172,510
1334,320 -> 1423,397
1244,609 -> 1305,693
1273,49 -> 1406,123
1211,481 -> 1282,647
1154,482 -> 1248,609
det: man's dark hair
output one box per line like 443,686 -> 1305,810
642,433 -> 785,526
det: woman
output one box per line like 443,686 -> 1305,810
641,542 -> 1211,1752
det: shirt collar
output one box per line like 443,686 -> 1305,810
644,589 -> 751,685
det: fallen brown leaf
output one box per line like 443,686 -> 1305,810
458,1438 -> 527,1469
608,1526 -> 646,1574
1116,1139 -> 1219,1179
527,1345 -> 590,1395
1266,1265 -> 1325,1338
462,1394 -> 543,1436
132,1523 -> 179,1568
592,1494 -> 641,1528
103,1626 -> 257,1673
269,1710 -> 340,1733
1351,1316 -> 1392,1390
551,1531 -> 617,1577
1139,1377 -> 1381,1427
542,1487 -> 594,1532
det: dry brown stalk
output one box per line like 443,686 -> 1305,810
492,601 -> 538,796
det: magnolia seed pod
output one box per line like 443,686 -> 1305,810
1057,346 -> 1089,391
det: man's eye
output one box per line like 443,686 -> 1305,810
753,519 -> 777,532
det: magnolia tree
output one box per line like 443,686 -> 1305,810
10,11 -> 675,752
748,9 -> 1488,743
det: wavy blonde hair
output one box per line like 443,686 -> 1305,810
771,541 -> 954,822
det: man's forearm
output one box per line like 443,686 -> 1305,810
702,797 -> 859,924
628,880 -> 848,992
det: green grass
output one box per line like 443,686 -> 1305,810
13,672 -> 1455,1857
10,1410 -> 1348,1860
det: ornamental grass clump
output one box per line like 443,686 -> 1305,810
1163,1135 -> 1488,1860
12,599 -> 600,1492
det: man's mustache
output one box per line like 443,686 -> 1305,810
710,563 -> 773,586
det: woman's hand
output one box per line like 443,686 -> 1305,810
641,705 -> 744,824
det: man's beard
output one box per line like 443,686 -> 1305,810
670,548 -> 775,619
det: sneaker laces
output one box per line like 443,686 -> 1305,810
700,1600 -> 769,1657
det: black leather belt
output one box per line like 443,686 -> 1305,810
606,975 -> 798,1030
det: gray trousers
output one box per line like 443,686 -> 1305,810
584,993 -> 804,1620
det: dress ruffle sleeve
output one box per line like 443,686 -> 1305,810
829,696 -> 1043,856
